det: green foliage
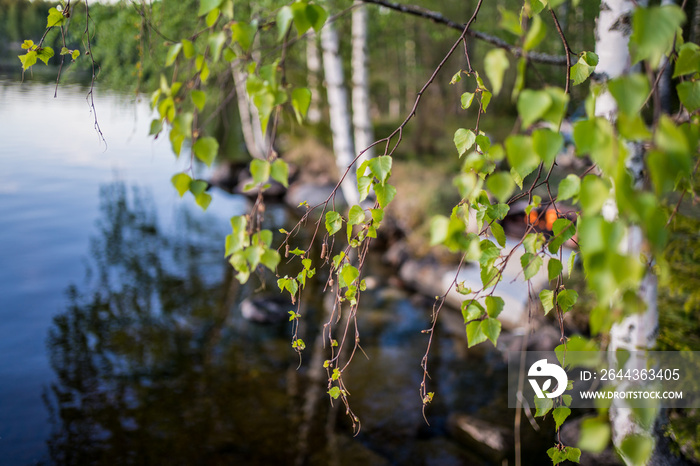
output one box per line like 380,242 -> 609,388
629,5 -> 685,68
570,52 -> 598,86
547,446 -> 581,465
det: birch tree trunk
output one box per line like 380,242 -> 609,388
351,1 -> 374,165
594,2 -> 672,464
321,22 -> 359,206
306,31 -> 323,124
232,65 -> 267,160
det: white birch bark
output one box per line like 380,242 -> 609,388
232,65 -> 267,160
351,1 -> 374,166
321,23 -> 359,206
595,2 -> 667,464
306,31 -> 323,124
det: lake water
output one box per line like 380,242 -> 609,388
0,77 -> 544,465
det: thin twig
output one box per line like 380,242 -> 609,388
549,8 -> 573,95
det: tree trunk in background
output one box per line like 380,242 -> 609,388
306,31 -> 323,124
351,0 -> 374,167
595,2 -> 673,464
351,1 -> 375,165
691,0 -> 700,44
232,65 -> 267,160
321,23 -> 359,206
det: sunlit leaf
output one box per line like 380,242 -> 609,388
484,48 -> 509,96
171,173 -> 192,197
193,137 -> 219,166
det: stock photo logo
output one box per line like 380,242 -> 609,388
528,359 -> 568,399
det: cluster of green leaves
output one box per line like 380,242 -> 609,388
225,215 -> 281,284
17,3 -> 78,74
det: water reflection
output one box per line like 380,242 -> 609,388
45,182 -> 317,464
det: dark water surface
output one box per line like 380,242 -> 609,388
0,78 -> 532,465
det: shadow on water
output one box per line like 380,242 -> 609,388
44,182 -> 553,465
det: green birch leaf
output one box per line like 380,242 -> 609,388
540,289 -> 554,315
486,171 -> 515,203
191,90 -> 206,111
557,289 -> 578,313
205,8 -> 220,27
541,87 -> 569,127
182,39 -> 195,58
171,173 -> 192,197
548,258 -> 563,281
165,43 -> 182,66
521,253 -> 543,280
565,447 -> 581,463
306,3 -> 328,32
291,2 -> 312,35
198,0 -> 223,16
462,302 -> 485,322
548,219 -> 576,254
485,296 -> 504,318
481,90 -> 493,111
568,252 -> 577,278
189,180 -> 208,196
36,47 -> 54,65
523,14 -> 546,51
570,51 -> 598,86
557,174 -> 580,201
484,48 -> 509,96
277,6 -> 294,41
620,434 -> 654,466
517,89 -> 552,128
617,113 -> 652,141
368,156 -> 392,184
499,6 -> 522,35
678,80 -> 700,112
466,320 -> 488,347
535,396 -> 553,417
339,264 -> 359,288
608,74 -> 649,116
491,222 -> 506,247
580,175 -> 609,214
630,5 -> 685,69
578,417 -> 611,453
231,22 -> 257,52
250,159 -> 270,185
149,119 -> 163,135
47,7 -> 67,27
348,205 -> 366,225
673,42 -> 700,77
532,128 -> 564,166
506,135 -> 539,187
19,51 -> 38,70
454,128 -> 477,156
291,87 -> 312,123
270,159 -> 289,187
357,176 -> 372,201
193,137 -> 219,166
195,192 -> 212,211
481,317 -> 501,346
461,92 -> 475,109
553,406 -> 571,430
325,211 -> 343,235
208,31 -> 226,62
375,183 -> 396,207
261,249 -> 281,271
